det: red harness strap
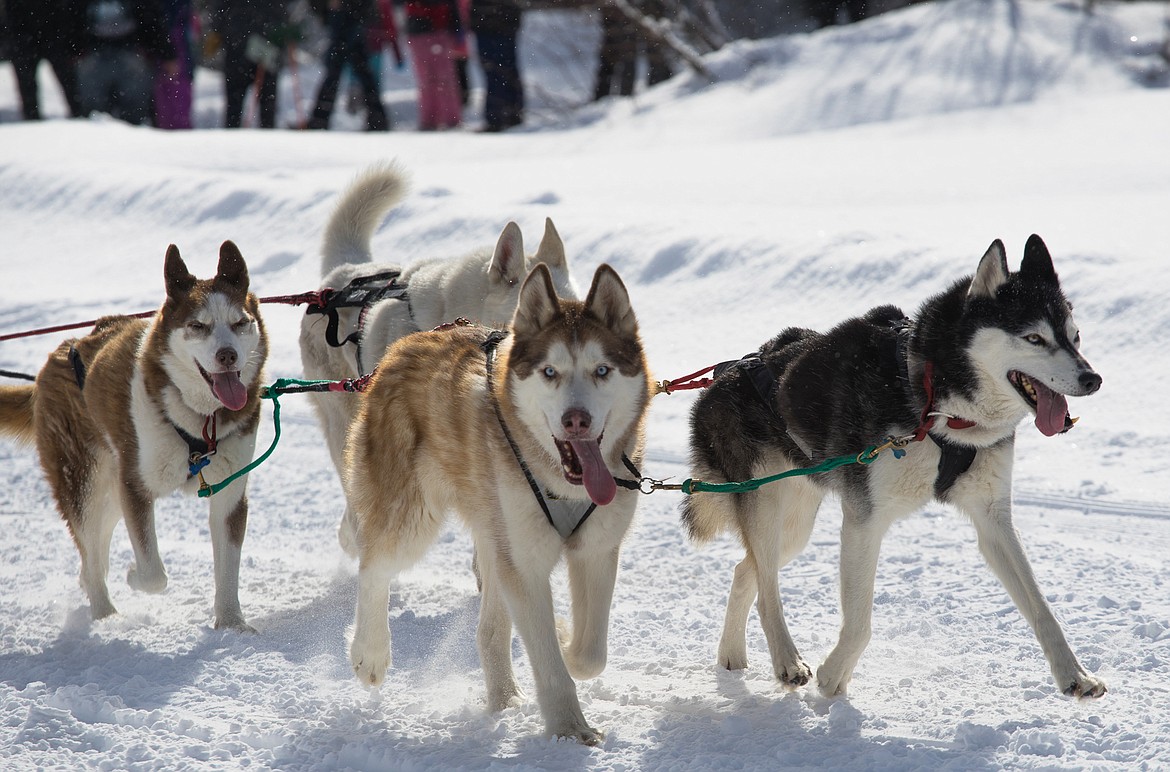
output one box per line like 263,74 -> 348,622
912,361 -> 976,441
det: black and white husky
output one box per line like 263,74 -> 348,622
682,235 -> 1106,699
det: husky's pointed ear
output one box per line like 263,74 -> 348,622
585,264 -> 637,337
164,244 -> 195,298
216,240 -> 250,291
1020,234 -> 1058,282
489,222 -> 525,285
513,263 -> 561,336
533,218 -> 567,268
968,239 -> 1010,300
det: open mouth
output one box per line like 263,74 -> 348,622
198,363 -> 248,411
1008,370 -> 1073,437
553,434 -> 617,506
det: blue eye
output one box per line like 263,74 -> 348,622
596,365 -> 610,377
543,366 -> 557,379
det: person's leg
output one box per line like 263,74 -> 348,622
407,34 -> 439,129
257,68 -> 279,128
347,32 -> 389,130
10,48 -> 42,119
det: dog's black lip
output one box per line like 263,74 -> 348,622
1008,370 -> 1040,410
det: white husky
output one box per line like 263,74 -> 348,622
298,163 -> 578,552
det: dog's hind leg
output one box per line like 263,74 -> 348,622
121,481 -> 168,595
739,478 -> 820,687
69,461 -> 122,619
951,473 -> 1107,699
473,540 -> 523,711
562,545 -> 620,680
351,556 -> 396,686
718,554 -> 758,670
817,496 -> 892,696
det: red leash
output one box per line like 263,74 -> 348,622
655,364 -> 719,395
0,292 -> 328,343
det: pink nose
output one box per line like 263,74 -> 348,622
561,408 -> 592,437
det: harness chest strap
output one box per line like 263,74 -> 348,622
481,330 -> 640,539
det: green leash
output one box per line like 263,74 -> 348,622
196,376 -> 372,498
648,437 -> 907,495
196,375 -> 907,499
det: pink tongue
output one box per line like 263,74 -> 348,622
569,439 -> 617,506
1032,379 -> 1069,437
210,371 -> 248,411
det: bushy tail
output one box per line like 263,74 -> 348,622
0,385 -> 36,444
321,161 -> 411,277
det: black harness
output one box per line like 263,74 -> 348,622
481,330 -> 640,539
714,352 -> 779,409
304,270 -> 409,374
717,321 -> 977,498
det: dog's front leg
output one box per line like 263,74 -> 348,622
963,496 -> 1107,699
500,560 -> 601,745
121,482 -> 168,595
562,545 -> 619,680
208,486 -> 253,631
817,500 -> 890,696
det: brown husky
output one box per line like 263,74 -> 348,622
344,263 -> 652,744
0,242 -> 268,629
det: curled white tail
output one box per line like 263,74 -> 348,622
321,162 -> 411,277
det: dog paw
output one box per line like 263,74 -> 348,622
548,721 -> 604,747
89,599 -> 117,620
126,565 -> 168,594
777,659 -> 812,688
214,614 -> 257,633
815,663 -> 851,697
717,642 -> 748,671
486,686 -> 524,713
1064,673 -> 1107,700
351,637 -> 391,687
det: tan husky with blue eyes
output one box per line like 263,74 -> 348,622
0,242 -> 268,629
344,262 -> 651,744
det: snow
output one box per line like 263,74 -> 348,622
2,0 -> 1169,769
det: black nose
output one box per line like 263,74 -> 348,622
216,347 -> 238,370
561,408 -> 591,436
1080,370 -> 1102,394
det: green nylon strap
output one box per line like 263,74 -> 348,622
679,445 -> 880,495
196,376 -> 891,499
196,379 -> 304,498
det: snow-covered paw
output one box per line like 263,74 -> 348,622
351,634 -> 391,687
127,564 -> 167,594
89,597 -> 117,620
549,720 -> 604,747
486,685 -> 524,713
1063,672 -> 1107,700
214,612 -> 256,633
